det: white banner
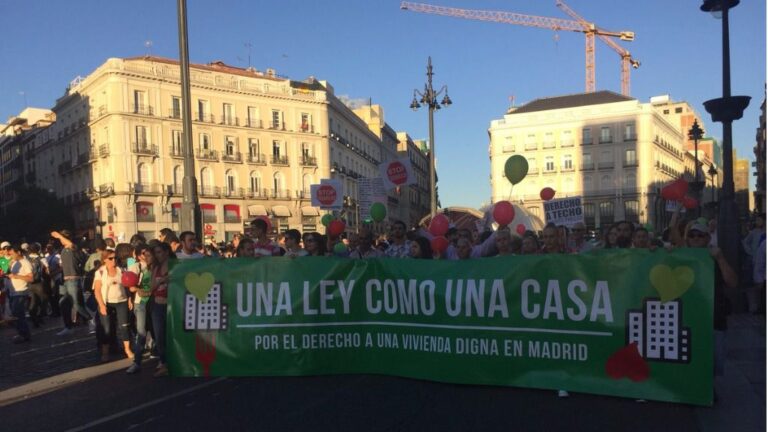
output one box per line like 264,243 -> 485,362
358,177 -> 387,220
310,179 -> 343,210
543,197 -> 584,228
379,157 -> 415,191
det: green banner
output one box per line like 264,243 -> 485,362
168,249 -> 713,405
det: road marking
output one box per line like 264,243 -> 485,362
40,348 -> 94,365
11,336 -> 93,356
64,378 -> 226,432
237,321 -> 613,337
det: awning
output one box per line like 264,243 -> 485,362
248,205 -> 268,217
272,205 -> 291,217
200,203 -> 215,210
224,204 -> 240,217
300,206 -> 320,216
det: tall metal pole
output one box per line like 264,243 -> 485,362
427,69 -> 437,216
177,0 -> 201,237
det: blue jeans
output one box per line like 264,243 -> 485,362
60,279 -> 91,328
151,302 -> 167,364
10,295 -> 30,339
133,300 -> 149,365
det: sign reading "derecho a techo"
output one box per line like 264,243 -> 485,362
168,250 -> 714,405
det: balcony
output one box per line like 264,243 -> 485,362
88,147 -> 99,161
246,153 -> 267,165
269,121 -> 286,131
599,137 -> 613,144
298,123 -> 315,133
195,113 -> 216,124
561,165 -> 575,172
247,188 -> 268,199
76,152 -> 89,166
561,140 -> 575,148
581,162 -> 595,170
222,187 -> 245,198
169,146 -> 186,158
527,167 -> 539,175
199,186 -> 220,197
99,145 -> 110,158
99,183 -> 114,195
598,161 -> 615,169
623,134 -> 637,142
168,109 -> 181,119
271,155 -> 289,165
271,189 -> 291,199
623,159 -> 639,168
222,151 -> 243,163
542,167 -> 557,175
168,184 -> 182,195
245,119 -> 262,128
129,183 -> 162,194
581,139 -> 593,146
132,143 -> 158,156
301,155 -> 317,166
220,116 -> 240,127
132,105 -> 154,116
621,187 -> 641,195
296,189 -> 311,199
542,142 -> 556,149
524,143 -> 538,151
197,149 -> 219,161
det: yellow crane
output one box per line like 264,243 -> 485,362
400,1 -> 639,95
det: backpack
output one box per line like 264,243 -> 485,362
30,256 -> 43,283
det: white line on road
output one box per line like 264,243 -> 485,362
40,348 -> 94,365
236,321 -> 613,336
11,336 -> 94,356
64,378 -> 226,432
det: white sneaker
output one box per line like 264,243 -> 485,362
56,328 -> 73,336
557,390 -> 570,398
88,319 -> 96,334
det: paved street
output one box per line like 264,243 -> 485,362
1,314 -> 764,432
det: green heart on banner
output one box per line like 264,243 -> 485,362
185,272 -> 215,302
649,265 -> 694,302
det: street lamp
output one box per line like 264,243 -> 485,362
688,119 -> 705,215
700,0 -> 751,309
708,163 -> 718,204
411,56 -> 452,217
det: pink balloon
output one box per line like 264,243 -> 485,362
431,236 -> 449,255
540,187 -> 556,201
429,214 -> 450,237
328,220 -> 346,237
516,224 -> 527,236
493,201 -> 515,226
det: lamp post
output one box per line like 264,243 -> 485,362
688,120 -> 705,215
410,57 -> 452,217
700,0 -> 751,309
708,163 -> 718,204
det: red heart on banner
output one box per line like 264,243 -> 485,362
605,342 -> 649,382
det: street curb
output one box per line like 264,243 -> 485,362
0,358 -> 133,407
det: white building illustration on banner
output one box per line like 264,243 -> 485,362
626,298 -> 690,363
185,283 -> 228,331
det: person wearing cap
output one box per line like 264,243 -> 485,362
684,221 -> 737,379
5,244 -> 33,343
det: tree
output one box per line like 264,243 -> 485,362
0,187 -> 74,243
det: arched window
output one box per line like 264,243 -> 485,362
200,167 -> 212,194
624,173 -> 637,189
273,172 -> 284,198
250,171 -> 262,196
601,175 -> 612,190
137,163 -> 151,186
302,174 -> 312,195
225,169 -> 237,194
173,165 -> 182,193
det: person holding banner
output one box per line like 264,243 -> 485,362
150,242 -> 174,377
283,230 -> 308,258
384,221 -> 411,258
408,237 -> 433,259
303,233 -> 328,257
250,219 -> 281,257
684,221 -> 737,380
520,235 -> 540,255
541,225 -> 564,254
236,238 -> 256,258
349,229 -> 383,259
493,228 -> 519,256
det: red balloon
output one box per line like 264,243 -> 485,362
661,178 -> 688,202
516,224 -> 527,236
682,196 -> 698,209
493,201 -> 515,226
121,271 -> 139,288
431,236 -> 449,255
328,220 -> 346,237
429,214 -> 450,237
540,187 -> 556,201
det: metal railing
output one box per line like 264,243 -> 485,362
271,155 -> 289,165
299,124 -> 315,133
168,109 -> 182,119
199,186 -> 220,197
132,105 -> 154,116
195,113 -> 216,123
222,151 -> 242,163
247,188 -> 268,199
132,143 -> 158,156
169,146 -> 186,158
271,189 -> 291,199
581,162 -> 595,170
269,121 -> 286,130
196,149 -> 219,161
301,155 -> 317,166
623,160 -> 639,168
246,153 -> 266,164
245,119 -> 262,128
598,161 -> 615,169
222,187 -> 245,198
129,183 -> 162,194
99,145 -> 110,157
220,116 -> 239,126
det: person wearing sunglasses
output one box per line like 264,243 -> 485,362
684,221 -> 737,381
93,251 -> 133,362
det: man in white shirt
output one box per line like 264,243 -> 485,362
176,231 -> 204,260
5,244 -> 33,343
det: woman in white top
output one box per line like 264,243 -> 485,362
93,250 -> 133,362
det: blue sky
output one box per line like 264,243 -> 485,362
1,0 -> 764,209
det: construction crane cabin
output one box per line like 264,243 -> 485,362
400,1 -> 640,96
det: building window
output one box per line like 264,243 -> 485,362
582,128 -> 592,145
525,133 -> 537,150
137,163 -> 151,186
675,107 -> 683,114
247,106 -> 259,127
561,130 -> 573,147
170,97 -> 181,119
663,109 -> 670,114
197,99 -> 209,121
136,126 -> 148,147
201,204 -> 216,223
136,201 -> 155,222
528,157 -> 537,173
625,149 -> 637,166
224,204 -> 240,223
107,203 -> 114,223
133,90 -> 147,113
563,154 -> 573,170
171,203 -> 180,223
200,133 -> 211,151
599,201 -> 615,225
301,113 -> 311,132
250,172 -> 261,194
271,110 -> 282,129
583,203 -> 595,224
624,123 -> 636,141
222,103 -> 234,125
543,132 -> 555,148
600,127 -> 612,143
226,170 -> 237,194
172,130 -> 182,154
545,156 -> 555,172
624,200 -> 639,222
200,167 -> 212,191
502,136 -> 515,153
225,136 -> 236,156
601,175 -> 613,190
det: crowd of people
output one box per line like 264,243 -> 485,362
0,209 -> 764,390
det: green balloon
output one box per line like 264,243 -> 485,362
504,155 -> 529,185
333,242 -> 348,254
321,214 -> 333,227
370,202 -> 387,222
